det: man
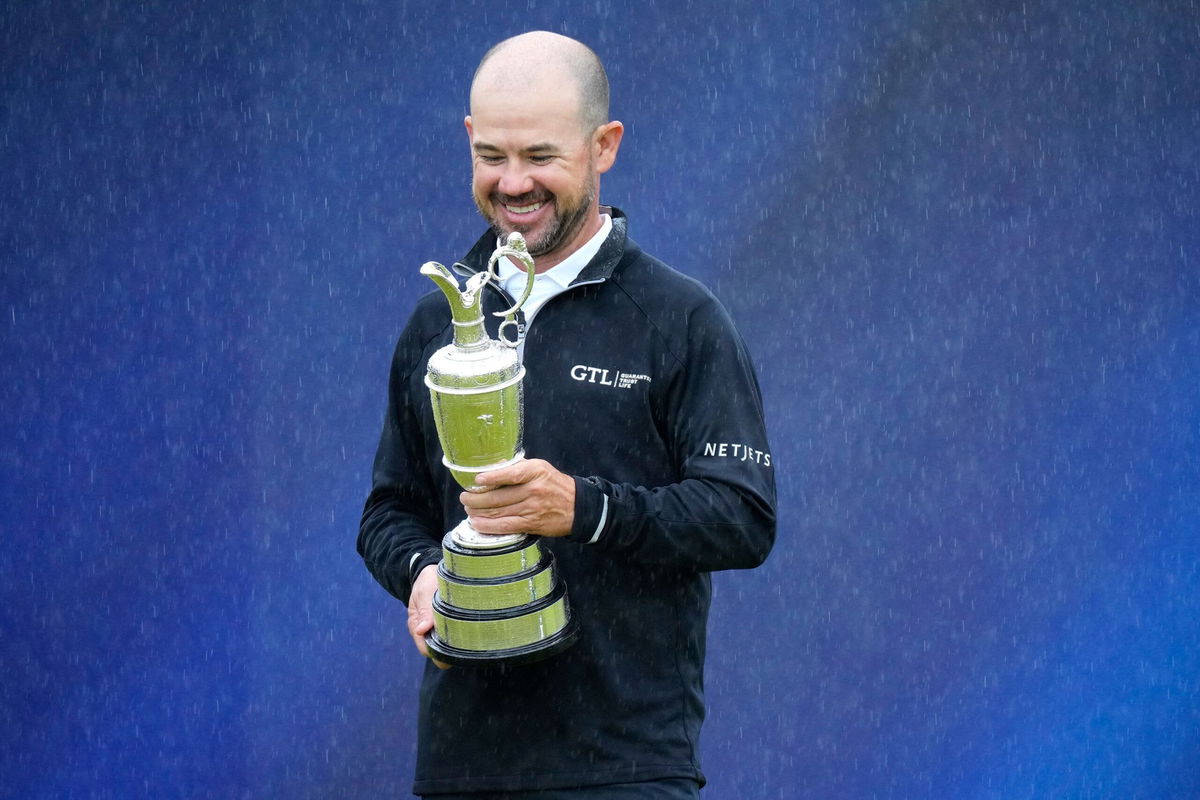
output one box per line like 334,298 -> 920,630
359,31 -> 776,798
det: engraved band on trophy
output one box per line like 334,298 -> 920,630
419,232 -> 579,666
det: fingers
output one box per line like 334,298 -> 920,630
465,510 -> 527,536
460,483 -> 521,511
408,565 -> 450,669
473,457 -> 539,488
459,458 -> 575,537
460,459 -> 541,515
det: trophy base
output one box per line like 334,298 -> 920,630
426,612 -> 579,667
427,532 -> 579,666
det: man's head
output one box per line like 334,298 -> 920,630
465,32 -> 623,271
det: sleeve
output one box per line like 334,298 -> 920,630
566,296 -> 777,573
357,324 -> 446,604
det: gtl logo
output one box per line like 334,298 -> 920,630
569,364 -> 651,390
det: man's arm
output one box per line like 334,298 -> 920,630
463,296 -> 776,573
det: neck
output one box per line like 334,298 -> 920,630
531,210 -> 604,273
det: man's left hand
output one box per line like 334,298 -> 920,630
461,458 -> 575,537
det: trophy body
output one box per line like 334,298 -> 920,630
420,233 -> 579,666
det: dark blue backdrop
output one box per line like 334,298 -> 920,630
3,1 -> 1198,797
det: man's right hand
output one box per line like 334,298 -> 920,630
408,564 -> 450,669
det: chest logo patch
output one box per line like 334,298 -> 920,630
569,364 -> 651,390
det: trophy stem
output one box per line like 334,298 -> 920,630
449,518 -> 527,550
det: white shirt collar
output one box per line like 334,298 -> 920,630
497,213 -> 613,293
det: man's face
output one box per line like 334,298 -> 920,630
466,81 -> 599,266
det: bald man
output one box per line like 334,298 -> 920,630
360,32 -> 776,799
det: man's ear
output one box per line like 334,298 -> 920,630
464,115 -> 474,141
593,120 -> 624,174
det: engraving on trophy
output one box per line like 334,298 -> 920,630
420,232 -> 580,666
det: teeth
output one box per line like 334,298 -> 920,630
505,201 -> 544,214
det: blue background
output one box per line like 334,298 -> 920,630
3,1 -> 1198,797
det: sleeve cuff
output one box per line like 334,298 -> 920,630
569,476 -> 610,544
408,546 -> 443,583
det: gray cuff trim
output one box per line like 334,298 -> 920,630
586,493 -> 609,544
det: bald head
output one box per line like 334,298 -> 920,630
471,32 -> 610,134
464,32 -> 624,269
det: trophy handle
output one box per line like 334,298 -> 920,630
497,317 -> 522,347
486,233 -> 537,340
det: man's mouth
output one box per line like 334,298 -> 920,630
496,193 -> 550,216
504,200 -> 545,215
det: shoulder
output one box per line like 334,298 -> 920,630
614,237 -> 735,320
406,290 -> 454,339
390,290 -> 452,372
610,239 -> 744,361
616,244 -> 718,309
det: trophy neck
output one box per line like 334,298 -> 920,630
421,261 -> 490,350
451,315 -> 488,350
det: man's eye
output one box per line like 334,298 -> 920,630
478,154 -> 504,165
529,155 -> 554,165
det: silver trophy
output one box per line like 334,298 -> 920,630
420,232 -> 579,666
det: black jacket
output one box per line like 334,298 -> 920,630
359,209 -> 776,794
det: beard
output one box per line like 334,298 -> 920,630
475,170 -> 597,259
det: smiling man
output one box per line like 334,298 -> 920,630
359,31 -> 776,799
466,34 -> 621,271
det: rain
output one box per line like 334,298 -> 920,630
2,0 -> 1198,797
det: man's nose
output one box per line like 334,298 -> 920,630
496,163 -> 534,197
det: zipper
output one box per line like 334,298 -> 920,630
522,277 -> 607,330
454,259 -> 610,357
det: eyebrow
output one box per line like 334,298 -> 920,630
473,141 -> 560,155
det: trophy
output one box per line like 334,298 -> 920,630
419,232 -> 579,666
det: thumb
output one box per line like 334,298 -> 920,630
408,600 -> 434,635
408,598 -> 450,669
